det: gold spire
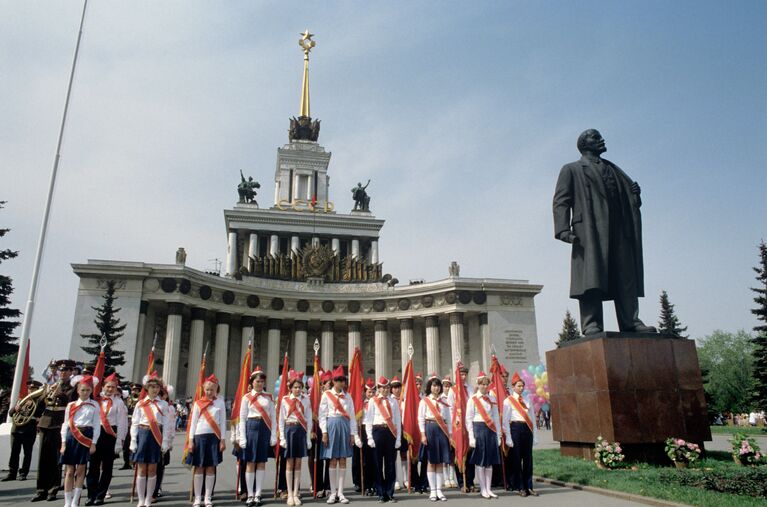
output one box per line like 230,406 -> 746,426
298,29 -> 315,118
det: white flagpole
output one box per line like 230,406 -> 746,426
8,0 -> 89,417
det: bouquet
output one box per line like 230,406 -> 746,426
664,437 -> 701,466
594,435 -> 624,469
731,433 -> 763,466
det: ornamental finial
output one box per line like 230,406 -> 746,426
298,30 -> 316,117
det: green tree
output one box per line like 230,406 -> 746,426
697,330 -> 754,414
81,280 -> 126,375
0,202 -> 21,390
658,290 -> 688,338
556,310 -> 581,347
751,240 -> 767,411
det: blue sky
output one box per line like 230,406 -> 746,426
1,1 -> 766,377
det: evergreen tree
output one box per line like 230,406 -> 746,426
658,290 -> 688,338
556,310 -> 581,347
751,240 -> 767,411
0,202 -> 21,390
81,280 -> 126,375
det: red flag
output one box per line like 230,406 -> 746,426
489,355 -> 508,419
402,358 -> 421,463
93,349 -> 106,398
451,361 -> 469,473
231,343 -> 252,428
310,352 -> 321,423
347,348 -> 364,421
274,353 -> 290,453
138,345 -> 156,400
182,352 -> 207,464
18,340 -> 30,399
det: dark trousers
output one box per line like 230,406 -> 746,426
509,423 -> 533,491
410,457 -> 427,491
8,429 -> 36,476
372,427 -> 396,499
308,428 -> 329,493
36,427 -> 62,496
454,449 -> 474,490
122,432 -> 132,467
278,448 -> 287,491
154,450 -> 170,496
352,431 -> 374,492
87,430 -> 117,500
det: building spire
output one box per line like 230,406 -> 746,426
298,29 -> 315,118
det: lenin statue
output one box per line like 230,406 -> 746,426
553,129 -> 657,336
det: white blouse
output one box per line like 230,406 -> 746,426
417,394 -> 452,436
278,394 -> 313,439
465,391 -> 501,445
61,398 -> 101,443
188,397 -> 227,438
318,389 -> 358,436
238,390 -> 276,447
99,395 -> 129,443
130,397 -> 173,449
364,395 -> 402,445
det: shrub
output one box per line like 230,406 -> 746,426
594,435 -> 624,469
730,433 -> 764,465
659,468 -> 767,497
665,437 -> 702,464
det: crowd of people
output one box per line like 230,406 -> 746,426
4,358 -> 540,507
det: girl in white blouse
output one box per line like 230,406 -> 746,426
186,375 -> 227,507
278,373 -> 313,506
418,375 -> 452,502
465,372 -> 501,499
60,375 -> 100,507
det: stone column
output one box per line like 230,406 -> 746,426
226,231 -> 238,276
312,236 -> 320,247
294,321 -> 308,372
291,236 -> 300,256
371,240 -> 379,264
425,316 -> 440,377
450,313 -> 465,366
241,316 -> 256,364
347,321 -> 361,364
247,233 -> 258,268
186,307 -> 206,397
214,313 -> 231,395
321,321 -> 334,370
480,313 -> 490,373
132,301 -> 149,381
400,318 -> 413,375
162,303 -> 184,391
351,239 -> 360,260
266,319 -> 282,385
331,238 -> 340,256
374,320 -> 388,379
270,234 -> 279,257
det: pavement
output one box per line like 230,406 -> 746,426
2,429 -> 764,507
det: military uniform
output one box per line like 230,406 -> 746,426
3,381 -> 44,481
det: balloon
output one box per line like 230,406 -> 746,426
544,392 -> 550,400
528,365 -> 536,373
536,387 -> 545,396
536,365 -> 544,375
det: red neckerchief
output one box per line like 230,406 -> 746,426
423,396 -> 450,438
196,398 -> 222,439
284,396 -> 307,430
472,395 -> 497,433
68,401 -> 94,448
139,398 -> 163,445
247,391 -> 272,431
372,396 -> 397,436
99,397 -> 117,437
506,393 -> 534,432
324,390 -> 350,419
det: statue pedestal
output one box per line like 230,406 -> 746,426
546,333 -> 711,463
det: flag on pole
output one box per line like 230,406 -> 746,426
182,350 -> 207,464
139,336 -> 157,400
92,348 -> 106,398
310,351 -> 321,423
489,354 -> 508,419
18,340 -> 30,399
402,358 -> 421,463
451,361 -> 469,473
347,347 -> 364,421
274,353 -> 290,454
230,341 -> 252,429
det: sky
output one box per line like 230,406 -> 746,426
1,1 -> 766,377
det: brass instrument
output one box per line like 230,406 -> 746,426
11,387 -> 46,427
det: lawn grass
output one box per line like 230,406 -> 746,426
709,425 -> 767,436
533,448 -> 765,507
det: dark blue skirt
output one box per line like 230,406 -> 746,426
419,422 -> 451,465
244,418 -> 272,463
132,427 -> 162,464
185,433 -> 223,467
284,424 -> 307,459
320,417 -> 353,459
468,422 -> 500,467
60,427 -> 93,465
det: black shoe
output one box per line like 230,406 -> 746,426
94,499 -> 105,505
46,494 -> 57,501
31,493 -> 47,502
527,489 -> 539,497
255,496 -> 263,507
520,490 -> 529,498
119,463 -> 132,470
1,475 -> 16,482
630,324 -> 657,333
19,473 -> 28,481
85,499 -> 96,506
389,498 -> 397,503
378,497 -> 385,503
354,486 -> 361,493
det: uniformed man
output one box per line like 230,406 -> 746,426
31,359 -> 78,502
3,379 -> 44,482
120,382 -> 142,470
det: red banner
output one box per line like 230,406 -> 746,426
402,359 -> 421,463
93,349 -> 106,398
310,353 -> 321,424
451,362 -> 469,473
182,352 -> 206,463
230,344 -> 252,428
347,348 -> 364,421
274,353 -> 289,454
489,355 -> 508,422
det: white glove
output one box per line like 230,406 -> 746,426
368,438 -> 376,448
270,437 -> 277,447
506,437 -> 513,448
395,438 -> 401,450
354,435 -> 363,448
469,438 -> 476,448
280,438 -> 287,449
161,444 -> 169,453
114,444 -> 122,455
239,439 -> 247,448
129,441 -> 137,453
497,437 -> 502,446
307,438 -> 312,450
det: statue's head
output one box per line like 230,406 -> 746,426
577,129 -> 606,155
357,182 -> 362,187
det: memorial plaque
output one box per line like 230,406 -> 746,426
503,329 -> 528,363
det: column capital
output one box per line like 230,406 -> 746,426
347,321 -> 361,332
140,300 -> 149,314
449,312 -> 464,326
479,313 -> 488,326
241,315 -> 257,328
191,307 -> 207,321
321,321 -> 334,332
168,302 -> 184,316
424,315 -> 439,328
294,320 -> 309,332
374,320 -> 387,332
399,318 -> 413,331
216,312 -> 231,325
268,318 -> 282,330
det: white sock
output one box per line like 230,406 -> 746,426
436,471 -> 444,493
255,469 -> 265,496
73,488 -> 82,506
328,466 -> 337,496
246,472 -> 255,498
484,467 -> 493,494
204,474 -> 215,502
145,476 -> 156,506
194,474 -> 204,500
400,460 -> 407,484
136,476 -> 146,507
337,467 -> 346,496
475,467 -> 486,495
64,490 -> 73,507
286,469 -> 294,497
427,471 -> 436,493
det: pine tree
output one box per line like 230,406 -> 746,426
81,280 -> 127,375
556,310 -> 581,347
751,240 -> 767,411
657,290 -> 688,339
0,202 -> 21,390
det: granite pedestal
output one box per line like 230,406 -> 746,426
546,333 -> 711,463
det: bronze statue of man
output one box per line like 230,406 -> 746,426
553,129 -> 656,336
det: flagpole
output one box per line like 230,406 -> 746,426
312,339 -> 319,499
8,0 -> 89,417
